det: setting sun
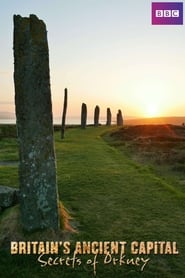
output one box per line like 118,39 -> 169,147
129,79 -> 172,119
145,103 -> 159,118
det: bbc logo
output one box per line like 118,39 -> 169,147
155,10 -> 179,18
152,2 -> 183,25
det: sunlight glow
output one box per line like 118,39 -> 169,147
130,79 -> 171,118
144,103 -> 159,118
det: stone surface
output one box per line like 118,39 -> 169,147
94,105 -> 100,127
0,186 -> 19,209
117,109 -> 123,126
61,88 -> 68,139
13,14 -> 59,231
106,108 -> 111,126
81,103 -> 87,129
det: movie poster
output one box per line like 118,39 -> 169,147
0,1 -> 185,277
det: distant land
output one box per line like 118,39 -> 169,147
0,111 -> 185,126
0,111 -> 15,119
124,117 -> 185,126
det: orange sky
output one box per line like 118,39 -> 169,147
1,1 -> 185,123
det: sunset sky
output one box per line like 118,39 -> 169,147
1,0 -> 185,123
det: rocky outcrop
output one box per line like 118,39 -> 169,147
0,186 -> 19,209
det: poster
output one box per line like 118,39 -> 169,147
0,1 -> 185,277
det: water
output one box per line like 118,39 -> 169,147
0,119 -> 16,124
0,117 -> 110,125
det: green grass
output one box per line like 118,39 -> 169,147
0,126 -> 185,277
0,137 -> 19,187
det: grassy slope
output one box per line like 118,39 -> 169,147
0,126 -> 185,277
0,137 -> 19,187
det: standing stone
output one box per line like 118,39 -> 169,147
13,14 -> 59,231
117,109 -> 123,126
61,88 -> 68,139
94,105 -> 100,127
106,108 -> 112,126
81,103 -> 87,129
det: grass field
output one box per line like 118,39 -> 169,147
0,125 -> 185,277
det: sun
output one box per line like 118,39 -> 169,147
131,78 -> 170,118
144,103 -> 159,118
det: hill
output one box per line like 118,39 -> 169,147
124,116 -> 185,126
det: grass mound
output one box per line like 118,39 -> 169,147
109,124 -> 185,172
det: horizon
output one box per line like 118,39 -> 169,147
1,110 -> 185,126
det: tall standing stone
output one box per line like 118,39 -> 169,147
81,103 -> 87,129
13,14 -> 59,231
106,108 -> 112,126
94,105 -> 100,127
117,109 -> 123,126
61,88 -> 68,139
